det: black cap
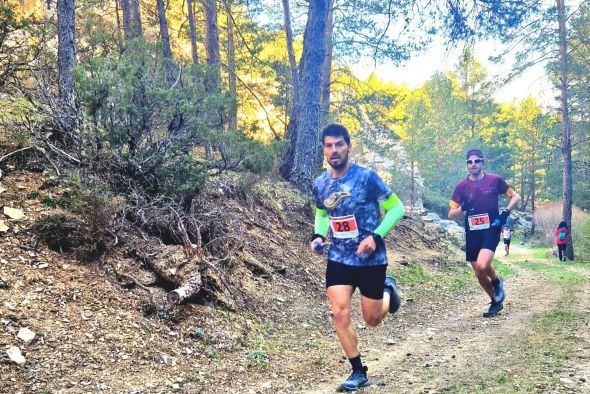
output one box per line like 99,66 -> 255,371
466,149 -> 484,159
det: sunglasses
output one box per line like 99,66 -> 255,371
466,159 -> 484,165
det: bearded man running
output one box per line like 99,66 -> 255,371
311,123 -> 404,391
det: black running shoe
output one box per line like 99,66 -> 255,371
384,275 -> 401,314
483,301 -> 504,318
493,276 -> 505,304
338,366 -> 370,392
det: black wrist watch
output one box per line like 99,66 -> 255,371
311,233 -> 325,242
371,233 -> 382,243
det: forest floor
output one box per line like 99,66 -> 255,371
1,170 -> 590,393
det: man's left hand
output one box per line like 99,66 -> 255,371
491,209 -> 511,228
357,235 -> 377,256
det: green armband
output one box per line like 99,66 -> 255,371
314,208 -> 329,238
373,193 -> 405,238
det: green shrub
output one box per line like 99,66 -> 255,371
157,154 -> 208,202
74,39 -> 277,203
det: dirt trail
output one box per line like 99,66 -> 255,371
2,171 -> 589,393
291,244 -> 590,394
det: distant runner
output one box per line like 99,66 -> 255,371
554,221 -> 570,262
448,149 -> 520,317
502,225 -> 512,256
311,123 -> 404,392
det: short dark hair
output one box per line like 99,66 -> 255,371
466,149 -> 484,159
321,123 -> 350,145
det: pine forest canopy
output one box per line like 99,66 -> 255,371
0,0 -> 588,260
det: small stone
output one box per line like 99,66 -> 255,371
0,221 -> 8,232
3,207 -> 24,220
425,328 -> 437,339
7,346 -> 26,366
17,327 -> 36,344
161,354 -> 177,366
261,381 -> 272,389
560,378 -> 574,384
386,338 -> 395,345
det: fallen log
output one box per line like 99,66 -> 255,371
167,274 -> 202,304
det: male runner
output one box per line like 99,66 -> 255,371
502,225 -> 512,256
311,123 -> 404,392
448,149 -> 520,317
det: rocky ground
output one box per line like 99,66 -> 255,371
1,170 -> 589,393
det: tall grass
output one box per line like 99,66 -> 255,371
533,201 -> 590,262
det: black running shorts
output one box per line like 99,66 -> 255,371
503,238 -> 511,245
465,229 -> 501,262
325,260 -> 387,300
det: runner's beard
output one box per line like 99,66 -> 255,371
469,167 -> 482,176
328,152 -> 348,170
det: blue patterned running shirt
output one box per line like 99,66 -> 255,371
312,163 -> 393,266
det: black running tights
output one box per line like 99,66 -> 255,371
558,244 -> 567,261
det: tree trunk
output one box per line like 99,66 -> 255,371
530,154 -> 536,235
203,0 -> 221,93
410,159 -> 415,209
557,0 -> 574,260
224,0 -> 237,132
114,0 -> 123,52
156,0 -> 175,87
279,0 -> 300,179
120,0 -> 133,39
282,0 -> 299,106
519,163 -> 526,212
130,0 -> 143,37
187,0 -> 199,65
57,0 -> 78,142
202,0 -> 223,137
320,0 -> 334,125
531,155 -> 536,213
287,0 -> 328,193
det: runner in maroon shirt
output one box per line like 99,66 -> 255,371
448,149 -> 521,317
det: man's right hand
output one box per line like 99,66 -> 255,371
310,238 -> 324,254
